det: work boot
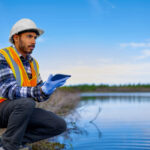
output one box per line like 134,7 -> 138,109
0,137 -> 2,147
0,144 -> 32,150
19,145 -> 32,150
0,137 -> 3,150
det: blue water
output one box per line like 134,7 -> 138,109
55,93 -> 150,150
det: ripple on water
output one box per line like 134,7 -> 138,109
61,94 -> 150,150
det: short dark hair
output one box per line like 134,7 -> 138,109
17,29 -> 39,36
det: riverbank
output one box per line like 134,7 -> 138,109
32,89 -> 80,150
31,89 -> 80,150
36,89 -> 80,116
62,84 -> 150,92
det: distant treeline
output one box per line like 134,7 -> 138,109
62,84 -> 150,92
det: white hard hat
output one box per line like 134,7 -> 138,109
9,18 -> 44,44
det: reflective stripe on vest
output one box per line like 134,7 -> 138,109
3,48 -> 22,85
32,58 -> 39,77
0,47 -> 39,102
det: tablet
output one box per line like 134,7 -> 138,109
51,74 -> 71,81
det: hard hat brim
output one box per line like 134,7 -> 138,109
9,28 -> 44,44
36,28 -> 44,36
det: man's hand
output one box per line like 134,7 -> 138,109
41,74 -> 69,95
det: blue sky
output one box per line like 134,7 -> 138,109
0,0 -> 150,85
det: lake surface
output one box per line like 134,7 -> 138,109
54,92 -> 150,150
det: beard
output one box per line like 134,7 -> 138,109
18,37 -> 35,55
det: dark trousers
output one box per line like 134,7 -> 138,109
0,98 -> 67,150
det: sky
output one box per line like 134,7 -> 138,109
0,0 -> 150,85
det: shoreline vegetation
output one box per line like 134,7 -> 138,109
62,84 -> 150,92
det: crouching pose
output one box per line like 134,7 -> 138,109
0,18 -> 69,150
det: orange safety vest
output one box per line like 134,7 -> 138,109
0,47 -> 39,103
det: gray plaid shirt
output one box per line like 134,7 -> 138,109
0,46 -> 49,102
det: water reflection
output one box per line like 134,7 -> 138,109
81,92 -> 150,97
90,121 -> 102,139
51,93 -> 150,150
81,96 -> 150,103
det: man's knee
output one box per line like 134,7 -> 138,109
57,118 -> 67,133
46,115 -> 67,135
52,117 -> 67,134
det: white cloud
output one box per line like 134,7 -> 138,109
88,0 -> 102,13
120,40 -> 150,60
88,0 -> 115,14
104,0 -> 115,8
145,39 -> 150,42
40,62 -> 150,85
120,42 -> 150,48
135,49 -> 150,60
96,58 -> 113,64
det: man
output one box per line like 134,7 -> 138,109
0,18 -> 69,150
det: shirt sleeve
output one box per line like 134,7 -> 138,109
0,54 -> 50,102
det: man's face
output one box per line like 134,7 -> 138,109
17,32 -> 37,56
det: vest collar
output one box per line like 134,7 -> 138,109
11,46 -> 33,62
